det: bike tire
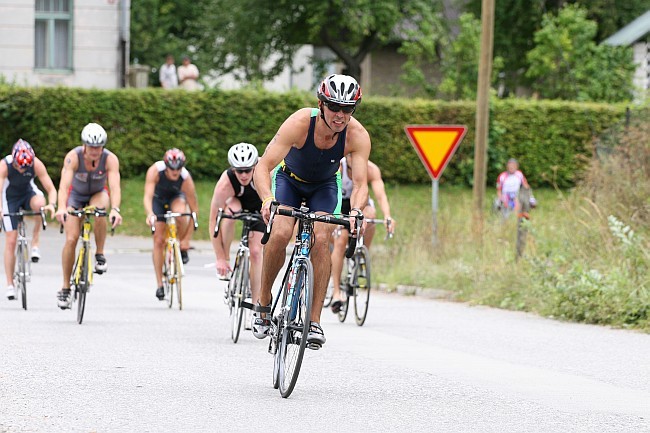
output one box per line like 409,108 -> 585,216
77,248 -> 89,324
337,260 -> 350,323
229,253 -> 247,343
278,259 -> 313,398
272,268 -> 292,390
175,244 -> 183,310
353,246 -> 371,326
164,245 -> 173,309
21,242 -> 29,310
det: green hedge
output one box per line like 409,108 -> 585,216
0,86 -> 627,187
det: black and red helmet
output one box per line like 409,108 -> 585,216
316,74 -> 362,106
163,148 -> 186,170
12,139 -> 35,168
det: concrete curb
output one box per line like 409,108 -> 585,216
374,283 -> 456,301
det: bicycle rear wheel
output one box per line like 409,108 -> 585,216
278,259 -> 313,398
337,260 -> 351,323
77,248 -> 90,324
353,246 -> 371,326
174,244 -> 183,310
229,253 -> 247,343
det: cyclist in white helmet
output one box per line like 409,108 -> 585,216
209,143 -> 264,320
55,122 -> 123,309
253,74 -> 371,347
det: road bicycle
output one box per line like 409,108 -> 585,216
262,201 -> 361,398
1,208 -> 47,310
61,206 -> 113,324
151,211 -> 197,310
334,218 -> 392,326
213,209 -> 264,343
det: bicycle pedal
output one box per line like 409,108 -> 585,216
307,342 -> 322,351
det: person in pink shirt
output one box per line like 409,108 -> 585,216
496,158 -> 530,212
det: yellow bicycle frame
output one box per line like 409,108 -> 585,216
166,216 -> 179,283
72,207 -> 96,287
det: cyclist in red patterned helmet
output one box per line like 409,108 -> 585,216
0,139 -> 57,301
253,74 -> 371,346
143,148 -> 199,301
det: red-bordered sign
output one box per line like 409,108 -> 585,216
404,125 -> 467,180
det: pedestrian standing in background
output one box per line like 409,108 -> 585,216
177,55 -> 200,91
159,54 -> 178,89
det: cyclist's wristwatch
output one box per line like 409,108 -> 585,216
350,207 -> 364,218
111,207 -> 121,213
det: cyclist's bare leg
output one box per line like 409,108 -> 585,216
62,214 -> 82,288
249,231 -> 264,303
171,198 -> 190,250
330,228 -> 348,302
310,220 -> 336,323
259,215 -> 294,307
90,192 -> 110,254
29,194 -> 46,248
4,231 -> 18,287
362,204 -> 377,248
152,221 -> 166,287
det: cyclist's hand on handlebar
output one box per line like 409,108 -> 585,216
146,214 -> 156,227
109,208 -> 122,228
43,204 -> 56,219
216,258 -> 231,278
261,200 -> 272,224
386,217 -> 396,235
55,209 -> 67,225
349,210 -> 365,237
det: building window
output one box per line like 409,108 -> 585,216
35,0 -> 73,70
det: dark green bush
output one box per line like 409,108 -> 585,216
0,86 -> 626,186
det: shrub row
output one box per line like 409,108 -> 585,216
0,86 -> 628,186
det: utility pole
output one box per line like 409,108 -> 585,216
472,0 -> 495,238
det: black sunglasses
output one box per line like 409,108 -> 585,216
235,168 -> 253,174
324,101 -> 355,114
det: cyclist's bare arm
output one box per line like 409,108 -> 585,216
56,149 -> 79,224
143,164 -> 159,225
106,154 -> 122,227
255,109 -> 311,222
181,173 -> 199,215
34,157 -> 57,217
344,123 -> 371,223
209,171 -> 236,262
368,162 -> 395,234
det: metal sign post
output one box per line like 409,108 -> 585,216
432,179 -> 439,245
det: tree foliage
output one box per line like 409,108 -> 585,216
191,0 -> 437,84
130,0 -> 208,84
399,12 -> 504,100
525,4 -> 635,102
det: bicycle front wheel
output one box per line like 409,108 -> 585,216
353,246 -> 371,326
163,245 -> 173,308
174,244 -> 183,310
338,260 -> 350,323
229,253 -> 247,343
77,247 -> 90,325
14,243 -> 28,310
278,259 -> 313,398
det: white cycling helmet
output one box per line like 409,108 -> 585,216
317,74 -> 362,106
81,123 -> 107,147
228,143 -> 258,168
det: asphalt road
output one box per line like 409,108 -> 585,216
0,228 -> 649,432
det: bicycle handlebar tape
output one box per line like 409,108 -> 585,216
213,209 -> 223,238
345,235 -> 357,258
261,202 -> 280,245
